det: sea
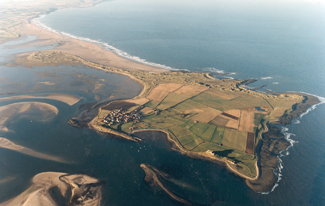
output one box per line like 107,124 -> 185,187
1,0 -> 325,205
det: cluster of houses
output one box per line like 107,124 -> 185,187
103,109 -> 140,126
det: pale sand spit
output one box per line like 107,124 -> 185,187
0,93 -> 81,106
0,138 -> 67,163
18,23 -> 168,73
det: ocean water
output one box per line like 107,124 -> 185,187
1,0 -> 324,205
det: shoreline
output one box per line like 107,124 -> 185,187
2,4 -> 322,195
132,129 -> 259,181
17,22 -> 169,73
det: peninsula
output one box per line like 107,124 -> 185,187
1,0 -> 320,196
23,51 -> 319,192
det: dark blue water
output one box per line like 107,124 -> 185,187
1,0 -> 324,205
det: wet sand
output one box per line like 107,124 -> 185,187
0,102 -> 66,164
0,138 -> 67,163
2,4 -> 321,196
0,93 -> 81,106
0,172 -> 102,206
0,102 -> 59,131
140,163 -> 192,205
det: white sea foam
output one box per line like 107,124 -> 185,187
292,119 -> 300,124
203,67 -> 224,73
33,17 -> 179,71
298,92 -> 325,119
224,76 -> 234,80
267,92 -> 325,193
261,128 -> 297,195
261,76 -> 273,80
203,68 -> 236,75
272,82 -> 279,84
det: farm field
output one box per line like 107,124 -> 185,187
94,81 -> 304,178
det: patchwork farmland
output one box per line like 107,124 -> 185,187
94,82 -> 302,178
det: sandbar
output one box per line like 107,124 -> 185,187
0,93 -> 81,106
0,172 -> 102,206
1,0 -> 321,195
0,102 -> 59,131
0,137 -> 67,163
140,163 -> 192,205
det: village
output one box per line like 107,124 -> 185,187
102,109 -> 141,126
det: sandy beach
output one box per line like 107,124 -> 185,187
17,23 -> 168,73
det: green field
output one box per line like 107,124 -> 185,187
222,129 -> 248,151
201,125 -> 217,141
191,92 -> 269,111
189,123 -> 210,136
173,99 -> 207,112
210,116 -> 229,126
156,93 -> 192,110
183,137 -> 204,150
168,126 -> 193,141
211,127 -> 225,144
145,100 -> 161,108
191,142 -> 226,153
94,76 -> 304,178
254,113 -> 266,126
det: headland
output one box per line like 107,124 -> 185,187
0,0 -> 320,196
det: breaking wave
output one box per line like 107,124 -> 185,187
298,93 -> 325,119
203,67 -> 224,73
33,16 -> 178,71
261,93 -> 324,195
261,128 -> 297,195
202,67 -> 235,75
261,76 -> 273,80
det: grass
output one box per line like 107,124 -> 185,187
10,18 -> 305,177
190,107 -> 222,123
177,133 -> 200,146
173,99 -> 207,113
168,126 -> 193,140
144,100 -> 160,109
222,129 -> 247,152
98,110 -> 110,119
201,125 -> 217,142
191,92 -> 269,111
156,93 -> 192,110
183,138 -> 204,150
191,142 -> 227,153
210,116 -> 229,127
190,92 -> 226,111
189,123 -> 210,136
254,113 -> 266,126
211,127 -> 225,144
121,122 -> 133,132
69,65 -> 302,178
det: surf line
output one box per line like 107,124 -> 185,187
33,16 -> 178,71
261,92 -> 325,194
